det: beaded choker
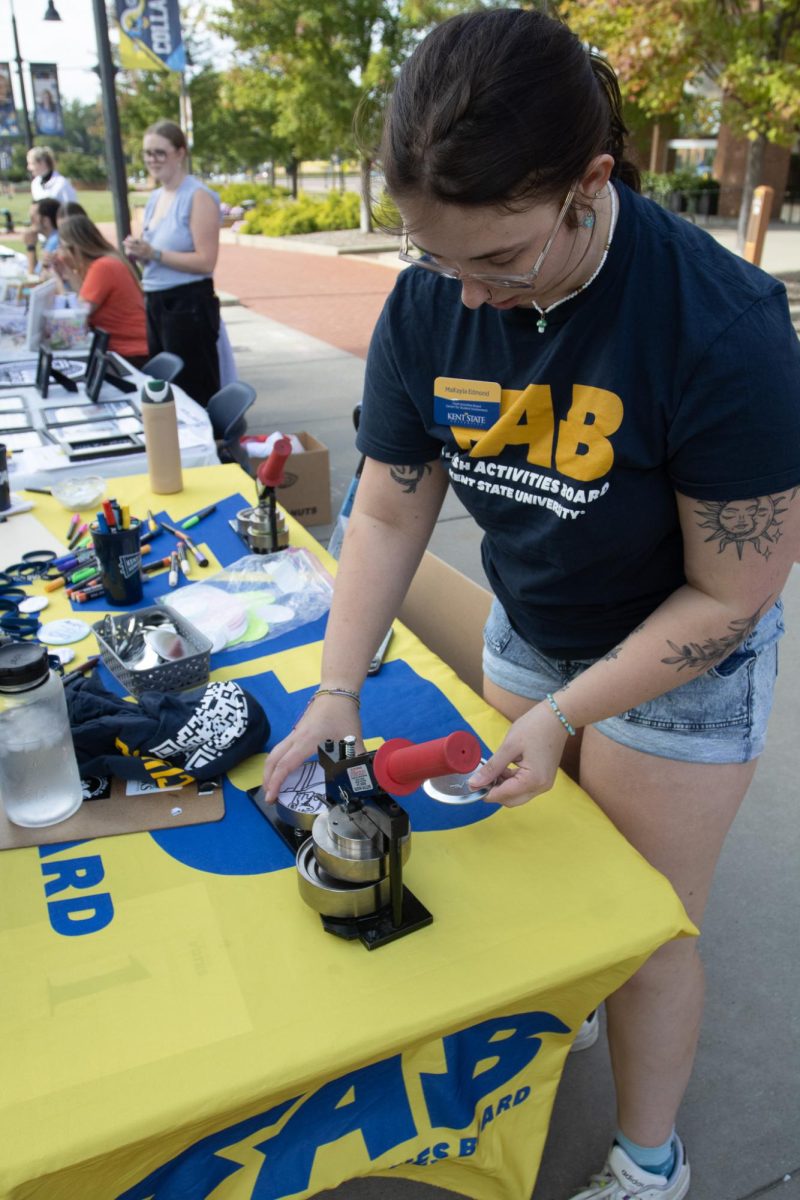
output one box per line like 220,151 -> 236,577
532,182 -> 618,333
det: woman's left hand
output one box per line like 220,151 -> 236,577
468,701 -> 570,807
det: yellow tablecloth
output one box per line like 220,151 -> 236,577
0,466 -> 694,1200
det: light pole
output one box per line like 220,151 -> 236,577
46,0 -> 131,243
9,0 -> 33,148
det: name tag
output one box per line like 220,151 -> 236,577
434,376 -> 501,430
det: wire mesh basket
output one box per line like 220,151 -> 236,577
92,604 -> 212,697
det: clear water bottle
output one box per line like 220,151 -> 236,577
0,643 -> 83,827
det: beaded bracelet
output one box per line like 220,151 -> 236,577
293,687 -> 361,731
545,692 -> 576,737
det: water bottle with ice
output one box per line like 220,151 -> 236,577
0,643 -> 83,827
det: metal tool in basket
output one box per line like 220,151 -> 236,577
92,604 -> 212,697
236,438 -> 293,554
254,730 -> 483,950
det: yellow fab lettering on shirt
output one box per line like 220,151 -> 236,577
450,383 -> 624,483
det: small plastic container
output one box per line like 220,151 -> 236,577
92,604 -> 212,697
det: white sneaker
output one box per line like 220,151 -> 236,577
569,1138 -> 690,1199
570,1008 -> 600,1052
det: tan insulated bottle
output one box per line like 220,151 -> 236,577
141,378 -> 183,494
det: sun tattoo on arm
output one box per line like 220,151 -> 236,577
694,493 -> 791,560
389,464 -> 432,493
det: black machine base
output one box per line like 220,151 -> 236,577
321,886 -> 433,950
247,786 -> 311,855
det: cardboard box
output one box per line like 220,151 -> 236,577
398,551 -> 492,696
249,432 -> 332,528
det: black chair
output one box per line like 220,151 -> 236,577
207,381 -> 257,470
141,351 -> 184,384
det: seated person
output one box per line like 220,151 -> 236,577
23,197 -> 61,275
53,213 -> 149,367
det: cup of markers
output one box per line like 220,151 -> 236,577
91,500 -> 143,606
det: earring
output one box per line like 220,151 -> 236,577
594,189 -> 603,198
582,210 -> 596,229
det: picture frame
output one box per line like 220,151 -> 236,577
85,328 -> 110,381
25,278 -> 58,352
85,348 -> 107,403
35,346 -> 53,398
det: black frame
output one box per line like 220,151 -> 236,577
35,347 -> 53,398
85,328 -> 110,383
85,349 -> 108,403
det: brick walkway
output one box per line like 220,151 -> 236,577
214,243 -> 398,360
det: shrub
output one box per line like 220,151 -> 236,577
58,152 -> 107,184
240,190 -> 360,236
216,182 -> 290,206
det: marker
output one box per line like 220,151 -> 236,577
182,504 -> 217,530
68,522 -> 89,550
160,521 -> 209,567
102,500 -> 117,529
142,555 -> 172,575
146,509 -> 158,534
73,586 -> 106,603
120,505 -> 130,530
66,513 -> 80,540
168,550 -> 180,588
62,655 -> 101,684
177,542 -> 190,576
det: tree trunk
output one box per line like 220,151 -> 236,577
287,157 -> 299,200
359,155 -> 373,234
737,134 -> 766,253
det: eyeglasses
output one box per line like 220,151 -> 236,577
143,149 -> 170,163
399,183 -> 577,289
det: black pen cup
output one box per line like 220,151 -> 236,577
0,444 -> 10,512
92,521 -> 143,606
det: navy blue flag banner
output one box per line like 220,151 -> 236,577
116,0 -> 187,72
30,64 -> 65,137
0,64 -> 20,138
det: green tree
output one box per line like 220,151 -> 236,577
215,0 -> 500,230
560,0 -> 800,245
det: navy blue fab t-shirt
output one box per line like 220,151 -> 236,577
358,182 -> 800,658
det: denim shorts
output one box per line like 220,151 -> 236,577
482,598 -> 784,764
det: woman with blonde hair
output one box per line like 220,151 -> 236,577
54,213 -> 149,366
123,118 -> 222,406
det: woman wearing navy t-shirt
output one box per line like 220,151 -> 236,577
263,11 -> 800,1200
124,119 -> 221,407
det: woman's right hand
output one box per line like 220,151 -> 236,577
262,693 -> 364,803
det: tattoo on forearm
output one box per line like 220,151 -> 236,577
661,598 -> 771,672
389,464 -> 432,493
694,493 -> 791,560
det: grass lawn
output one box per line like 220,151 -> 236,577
2,188 -> 150,228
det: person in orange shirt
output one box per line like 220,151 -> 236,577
53,213 -> 149,367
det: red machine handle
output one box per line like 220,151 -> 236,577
257,437 -> 293,488
373,732 -> 481,796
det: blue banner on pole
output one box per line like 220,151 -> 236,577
30,64 -> 65,138
116,0 -> 187,73
0,64 -> 20,139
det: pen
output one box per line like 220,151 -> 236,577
159,521 -> 209,567
182,504 -> 217,530
168,550 -> 180,588
24,487 -> 53,496
146,509 -> 158,534
66,513 -> 79,540
62,654 -> 100,683
177,542 -> 190,576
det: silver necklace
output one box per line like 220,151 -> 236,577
532,182 -> 618,333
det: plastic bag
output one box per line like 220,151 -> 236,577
158,549 -> 333,652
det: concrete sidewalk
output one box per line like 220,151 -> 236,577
216,227 -> 800,1200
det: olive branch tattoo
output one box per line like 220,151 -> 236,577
661,599 -> 771,672
389,464 -> 432,493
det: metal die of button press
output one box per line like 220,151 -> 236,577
289,730 -> 482,949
